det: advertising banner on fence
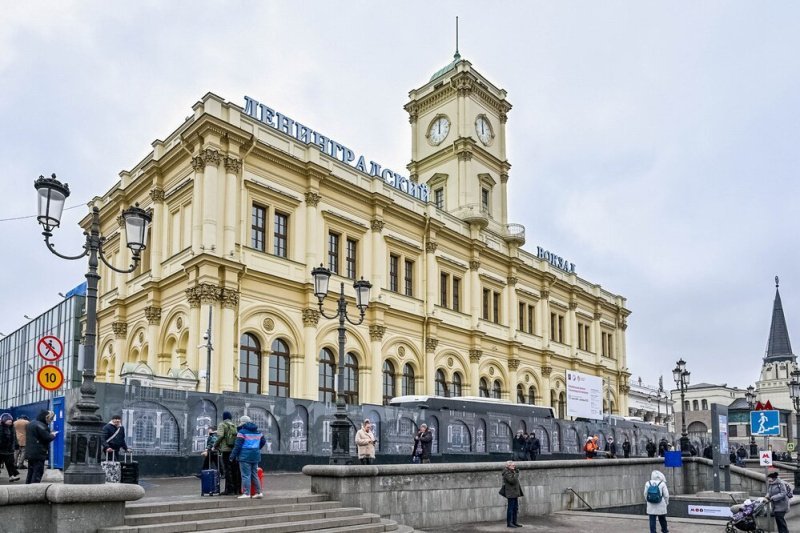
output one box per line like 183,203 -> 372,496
566,370 -> 603,420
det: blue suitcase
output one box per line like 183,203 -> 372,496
200,453 -> 221,496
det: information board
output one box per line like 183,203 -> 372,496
566,370 -> 603,420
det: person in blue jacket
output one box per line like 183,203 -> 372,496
229,415 -> 265,499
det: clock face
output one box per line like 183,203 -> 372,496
428,116 -> 450,145
475,116 -> 493,145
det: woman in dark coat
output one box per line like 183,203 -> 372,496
502,460 -> 524,528
0,413 -> 20,482
25,410 -> 56,484
411,424 -> 433,463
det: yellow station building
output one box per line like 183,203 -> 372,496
91,53 -> 631,415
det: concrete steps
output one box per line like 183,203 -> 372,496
99,493 -> 411,533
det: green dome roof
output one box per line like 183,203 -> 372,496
429,52 -> 462,82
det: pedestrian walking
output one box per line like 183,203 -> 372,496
765,470 -> 791,533
526,432 -> 540,461
102,415 -> 129,457
411,424 -> 433,464
13,415 -> 28,469
644,470 -> 669,533
214,411 -> 241,495
736,445 -> 747,466
500,460 -> 524,528
646,439 -> 657,458
24,410 -> 56,484
622,437 -> 631,459
512,430 -> 526,461
355,419 -> 377,465
230,415 -> 265,499
0,413 -> 20,482
605,437 -> 617,458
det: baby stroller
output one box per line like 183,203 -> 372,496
725,498 -> 771,533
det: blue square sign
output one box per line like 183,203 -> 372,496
750,410 -> 780,436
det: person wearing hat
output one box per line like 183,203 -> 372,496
214,411 -> 240,495
765,470 -> 790,533
229,415 -> 266,499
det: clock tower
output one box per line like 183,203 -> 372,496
405,52 -> 513,232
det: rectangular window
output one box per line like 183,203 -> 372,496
251,204 -> 267,252
728,425 -> 738,437
389,254 -> 399,292
578,324 -> 584,350
345,238 -> 357,279
440,273 -> 449,307
608,334 -> 614,358
481,188 -> 489,211
601,332 -> 607,357
550,313 -> 556,340
273,212 -> 288,257
528,305 -> 535,334
328,232 -> 340,274
518,303 -> 525,331
404,259 -> 413,297
452,277 -> 461,312
493,292 -> 500,324
434,188 -> 444,209
558,316 -> 564,343
483,289 -> 491,320
584,323 -> 590,351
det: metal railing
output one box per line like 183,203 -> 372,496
565,487 -> 594,510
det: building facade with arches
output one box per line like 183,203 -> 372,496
89,54 -> 631,414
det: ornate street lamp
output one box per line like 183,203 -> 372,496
788,370 -> 800,494
34,174 -> 151,484
312,264 -> 372,465
672,358 -> 691,456
745,385 -> 757,458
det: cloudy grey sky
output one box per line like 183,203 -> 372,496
1,1 -> 797,392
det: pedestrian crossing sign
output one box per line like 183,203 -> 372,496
750,410 -> 780,436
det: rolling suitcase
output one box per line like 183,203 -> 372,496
200,453 -> 221,496
101,451 -> 121,484
120,453 -> 139,485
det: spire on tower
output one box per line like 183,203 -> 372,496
764,275 -> 795,363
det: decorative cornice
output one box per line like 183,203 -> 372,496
618,317 -> 628,331
569,301 -> 578,311
594,312 -> 602,321
304,192 -> 321,207
451,75 -> 474,97
500,112 -> 508,124
506,276 -> 518,286
370,219 -> 385,233
369,325 -> 386,341
224,156 -> 242,174
541,365 -> 553,377
425,338 -> 438,353
185,283 -> 222,307
425,241 -> 438,254
144,306 -> 162,325
111,321 -> 128,339
500,172 -> 509,184
619,384 -> 631,394
469,349 -> 482,363
541,289 -> 551,300
116,215 -> 126,229
220,288 -> 240,309
302,308 -> 320,327
191,156 -> 204,172
405,102 -> 419,124
508,358 -> 520,371
199,148 -> 221,167
149,187 -> 165,203
469,260 -> 481,271
457,151 -> 473,162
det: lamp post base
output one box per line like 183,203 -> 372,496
64,377 -> 107,485
329,406 -> 352,466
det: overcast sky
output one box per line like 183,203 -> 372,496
1,1 -> 797,394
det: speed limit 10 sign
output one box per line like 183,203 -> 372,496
37,365 -> 64,391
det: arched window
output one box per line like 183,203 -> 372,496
269,338 -> 290,398
239,333 -> 262,394
382,360 -> 396,405
692,400 -> 699,411
318,348 -> 335,402
479,378 -> 489,398
528,386 -> 536,405
492,379 -> 502,399
452,372 -> 463,397
344,352 -> 359,404
435,369 -> 448,397
402,364 -> 415,395
517,384 -> 525,403
701,399 -> 708,411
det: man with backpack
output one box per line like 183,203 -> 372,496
644,470 -> 669,533
214,411 -> 241,495
765,470 -> 791,533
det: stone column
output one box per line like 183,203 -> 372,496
305,192 -> 321,272
425,242 -> 437,315
186,291 -> 202,375
469,260 -> 481,328
370,220 -> 385,301
148,187 -> 165,280
302,308 -> 320,401
539,286 -> 551,343
508,358 -> 520,403
111,322 -> 128,384
144,306 -> 162,375
190,156 -> 204,253
260,347 -> 271,395
219,287 -> 239,392
425,338 -> 438,395
469,350 -> 482,396
369,325 -> 386,404
223,157 -> 241,258
541,363 -> 553,408
200,149 -> 221,253
507,276 -> 518,338
185,283 -> 222,389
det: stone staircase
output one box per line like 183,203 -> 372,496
97,492 -> 414,533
